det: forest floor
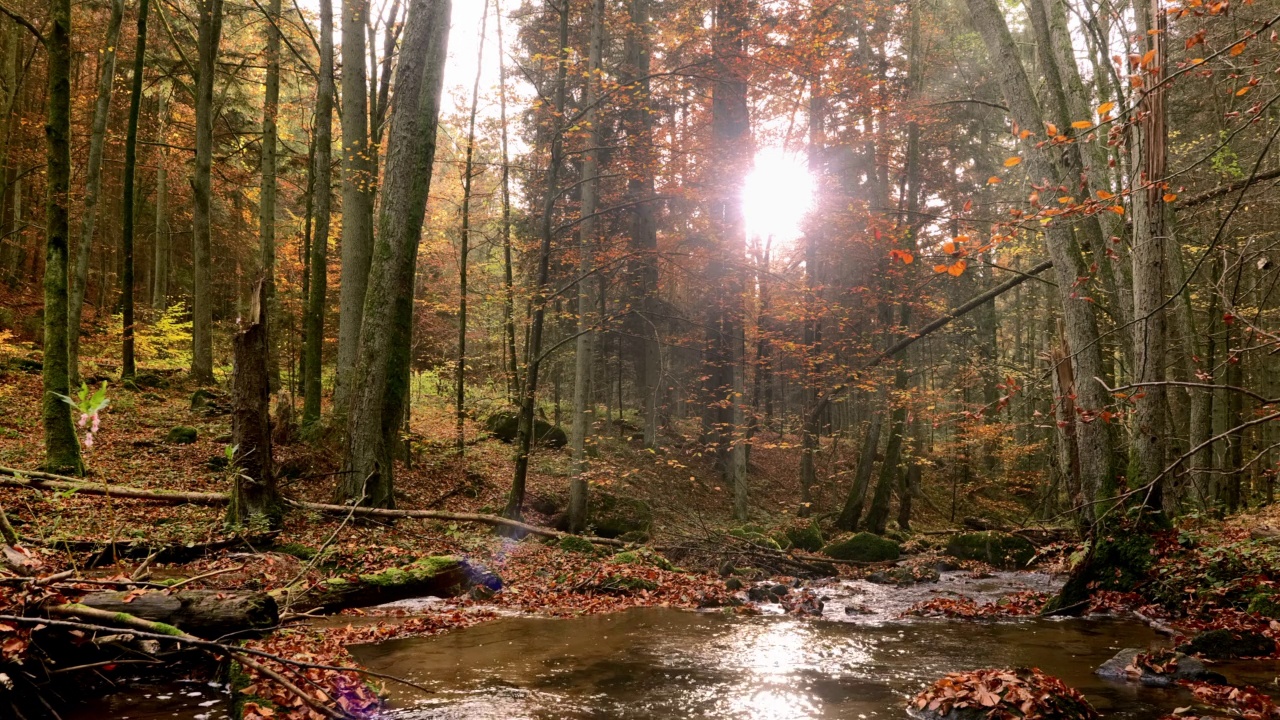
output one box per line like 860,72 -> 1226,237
4,342 -> 1280,718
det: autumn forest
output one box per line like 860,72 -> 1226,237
1,0 -> 1280,717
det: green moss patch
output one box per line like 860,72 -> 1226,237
821,532 -> 900,562
945,532 -> 1036,570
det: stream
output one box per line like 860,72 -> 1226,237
66,571 -> 1280,719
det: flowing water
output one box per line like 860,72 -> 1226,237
65,571 -> 1280,719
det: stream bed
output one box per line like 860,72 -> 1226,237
66,571 -> 1280,719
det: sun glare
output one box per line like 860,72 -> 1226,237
743,148 -> 816,244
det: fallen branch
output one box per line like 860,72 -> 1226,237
0,466 -> 626,547
287,499 -> 628,547
0,466 -> 225,505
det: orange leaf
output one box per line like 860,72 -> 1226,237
942,241 -> 957,254
1236,86 -> 1252,96
1230,41 -> 1247,56
947,260 -> 968,276
1003,156 -> 1022,167
1071,120 -> 1092,129
889,249 -> 914,264
1045,122 -> 1058,136
1097,101 -> 1116,115
1162,193 -> 1178,202
987,176 -> 1002,185
933,264 -> 949,274
1096,190 -> 1115,200
1141,49 -> 1157,67
1108,205 -> 1125,215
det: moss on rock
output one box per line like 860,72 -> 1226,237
821,532 -> 900,562
612,547 -> 675,571
944,532 -> 1036,570
558,535 -> 598,555
773,521 -> 824,553
589,492 -> 652,538
165,425 -> 198,444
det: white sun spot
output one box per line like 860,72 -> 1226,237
743,147 -> 815,244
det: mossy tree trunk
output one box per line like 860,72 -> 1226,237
339,0 -> 451,507
42,0 -> 83,474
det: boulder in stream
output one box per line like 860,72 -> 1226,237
821,532 -> 900,562
944,532 -> 1036,570
1095,648 -> 1225,687
1178,628 -> 1276,659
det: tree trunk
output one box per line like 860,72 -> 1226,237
568,0 -> 604,534
332,0 -> 376,415
836,407 -> 883,531
502,0 -> 568,523
119,0 -> 150,381
152,83 -> 171,310
495,0 -> 518,401
42,0 -> 83,474
865,369 -> 908,534
76,590 -> 277,639
191,0 -> 225,384
273,556 -> 473,613
455,0 -> 488,454
1128,0 -> 1169,510
68,0 -> 123,386
339,0 -> 451,507
258,0 -> 281,387
302,0 -> 335,426
228,280 -> 281,529
962,0 -> 1114,524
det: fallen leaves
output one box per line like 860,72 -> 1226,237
912,667 -> 1099,720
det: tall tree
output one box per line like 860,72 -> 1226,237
567,0 -> 605,533
332,0 -> 376,415
258,0 -> 282,386
152,83 -> 171,310
339,0 -> 451,506
120,0 -> 152,380
42,0 -> 83,473
68,0 -> 123,386
191,0 -> 225,384
455,0 -> 489,453
302,0 -> 336,425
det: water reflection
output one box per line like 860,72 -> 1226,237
349,606 -> 1228,720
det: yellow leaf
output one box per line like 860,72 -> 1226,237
1071,120 -> 1092,129
1097,101 -> 1116,115
1004,156 -> 1023,167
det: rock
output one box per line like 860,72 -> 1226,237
1179,629 -> 1275,660
274,556 -> 488,613
944,531 -> 1036,570
718,561 -> 736,577
141,392 -> 164,402
868,565 -> 940,586
747,586 -> 772,602
1095,649 -> 1225,687
483,411 -> 567,448
469,585 -> 496,601
205,454 -> 230,471
558,535 -> 598,555
611,547 -> 675,571
821,532 -> 901,562
165,426 -> 198,444
529,491 -> 564,516
1248,591 -> 1280,619
729,525 -> 783,550
10,357 -> 41,373
724,578 -> 743,591
769,584 -> 789,598
589,492 -> 652,538
133,371 -> 167,389
190,388 -> 213,410
774,521 -> 824,552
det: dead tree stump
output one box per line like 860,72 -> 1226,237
228,279 -> 282,529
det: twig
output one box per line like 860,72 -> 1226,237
163,563 -> 245,591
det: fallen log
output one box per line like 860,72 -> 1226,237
288,499 -> 628,547
272,555 -> 496,613
32,532 -> 278,568
1,466 -> 627,547
71,589 -> 279,639
0,466 -> 225,505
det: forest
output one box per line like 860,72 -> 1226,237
0,0 -> 1279,717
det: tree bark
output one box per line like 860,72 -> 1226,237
68,0 -> 123,386
42,0 -> 83,474
191,0 -> 225,384
76,590 -> 278,639
835,407 -> 883,531
120,0 -> 150,381
302,0 -> 335,425
332,0 -> 376,415
495,0 -> 518,401
339,0 -> 451,507
229,280 -> 281,529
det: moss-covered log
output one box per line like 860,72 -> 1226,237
74,589 -> 278,638
273,555 -> 495,612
